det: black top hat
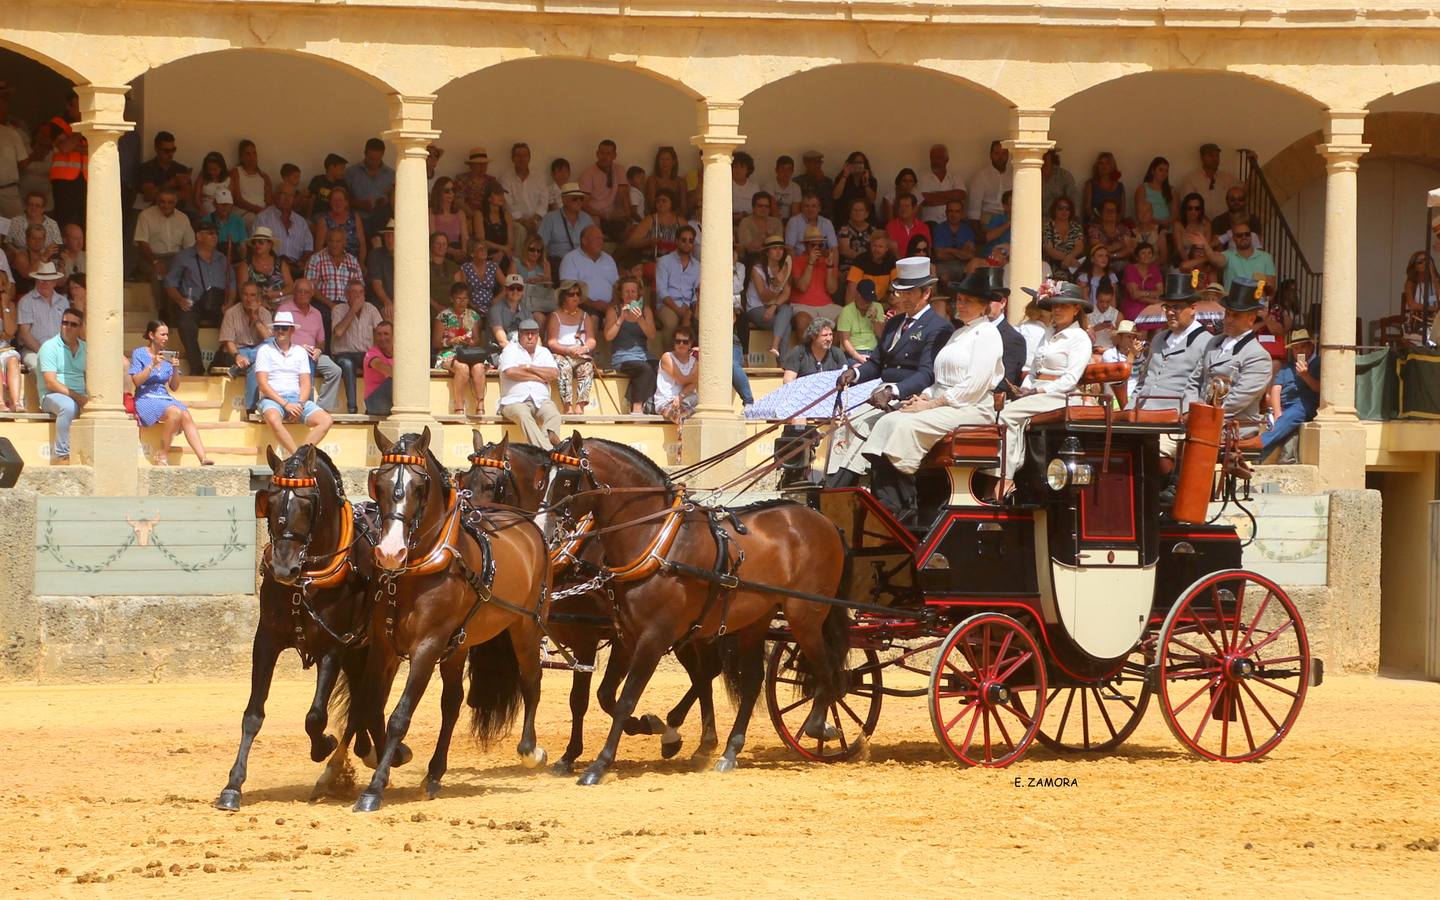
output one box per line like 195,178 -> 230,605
1158,271 -> 1199,303
1223,277 -> 1265,313
976,265 -> 1009,298
950,271 -> 998,301
1022,281 -> 1093,312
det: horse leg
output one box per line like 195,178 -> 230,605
424,652 -> 467,800
304,651 -> 343,763
553,636 -> 598,775
713,626 -> 769,773
603,640 -> 668,740
682,642 -> 723,758
354,646 -> 412,771
511,618 -> 547,769
788,606 -> 848,741
354,644 -> 439,813
577,632 -> 668,786
312,651 -> 367,801
215,626 -> 283,811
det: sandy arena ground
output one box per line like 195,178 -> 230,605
3,664 -> 1438,897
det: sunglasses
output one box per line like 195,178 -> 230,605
527,246 -> 542,252
62,320 -> 82,328
1233,231 -> 1252,238
506,285 -> 524,291
674,338 -> 692,345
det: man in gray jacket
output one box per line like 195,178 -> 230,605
1131,272 -> 1208,411
1183,277 -> 1274,437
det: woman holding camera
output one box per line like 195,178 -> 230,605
130,320 -> 212,465
603,276 -> 657,415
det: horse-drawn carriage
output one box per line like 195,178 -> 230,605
766,394 -> 1320,767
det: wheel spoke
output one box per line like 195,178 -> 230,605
1250,676 -> 1301,700
990,629 -> 1017,679
1168,635 -> 1217,662
1002,700 -> 1037,728
1091,687 -> 1120,740
1173,673 -> 1223,716
779,695 -> 811,716
1055,688 -> 1077,742
1240,618 -> 1296,658
1238,590 -> 1274,654
1228,581 -> 1249,654
1237,679 -> 1283,732
1189,680 -> 1227,745
956,704 -> 982,757
1191,607 -> 1227,657
1080,686 -> 1091,748
994,649 -> 1034,684
944,656 -> 981,688
1220,686 -> 1231,756
835,697 -> 866,728
830,707 -> 849,751
944,703 -> 974,735
990,704 -> 1016,752
982,707 -> 993,763
1209,585 -> 1231,656
1236,687 -> 1258,755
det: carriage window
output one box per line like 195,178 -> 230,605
1078,453 -> 1135,542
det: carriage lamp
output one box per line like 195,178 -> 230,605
1046,437 -> 1094,491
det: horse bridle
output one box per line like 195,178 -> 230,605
375,451 -> 436,556
268,474 -> 353,572
265,472 -> 365,653
465,451 -> 519,507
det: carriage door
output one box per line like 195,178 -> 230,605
1051,450 -> 1154,660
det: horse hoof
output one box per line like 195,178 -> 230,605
576,769 -> 607,786
353,792 -> 383,813
803,722 -> 841,741
395,743 -> 414,766
311,734 -> 339,763
425,779 -> 442,800
550,758 -> 576,776
359,748 -> 378,769
214,789 -> 242,811
713,757 -> 737,773
660,734 -> 683,760
520,747 -> 548,770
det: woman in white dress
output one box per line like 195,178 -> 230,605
998,281 -> 1095,488
654,326 -> 699,423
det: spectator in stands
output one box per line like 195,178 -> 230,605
362,320 -> 394,416
1089,278 -> 1121,349
306,153 -> 347,219
490,273 -> 540,352
1205,216 -> 1276,291
6,191 -> 60,251
846,229 -> 896,306
433,282 -> 486,416
367,220 -> 396,315
255,310 -> 333,454
1040,149 -> 1078,221
1086,198 -> 1134,269
790,225 -> 842,345
62,273 -> 86,315
206,188 -> 249,260
539,183 -> 594,273
1016,298 -> 1050,376
276,279 -> 342,411
546,281 -> 598,414
1078,244 -> 1120,312
931,200 -> 977,283
134,188 -> 195,297
886,169 -> 923,229
1136,157 -> 1175,227
978,189 -> 1012,260
655,225 -> 700,350
645,146 -> 688,223
735,191 -> 779,268
228,139 -> 272,225
1082,151 -> 1126,224
837,279 -> 884,363
1121,241 -> 1162,323
278,162 -> 303,210
1261,329 -> 1319,460
1102,318 -> 1141,408
0,83 -> 31,219
1210,186 -> 1259,249
499,142 -> 549,237
236,226 -> 292,307
305,226 -> 363,344
560,225 -> 619,317
745,234 -> 795,361
425,145 -> 443,192
785,192 -> 838,254
510,237 -> 554,314
0,288 -> 20,411
654,326 -> 699,424
346,137 -> 394,234
457,237 -> 502,320
454,147 -> 496,216
10,223 -> 55,290
603,276 -> 657,414
129,320 -> 213,465
886,193 -> 931,259
136,131 -> 188,210
313,184 -> 365,267
1180,142 -> 1238,222
837,198 -> 876,274
546,158 -> 571,214
730,151 -> 759,223
1174,192 -> 1216,283
916,144 -> 967,225
1403,251 -> 1438,335
1042,196 -> 1084,275
331,279 -> 384,415
968,140 -> 1012,222
38,306 -> 86,464
253,183 -> 313,269
427,231 -> 459,314
217,280 -> 272,412
164,221 -> 235,375
795,150 -> 835,218
497,317 -> 562,447
782,316 -> 846,384
580,140 -> 632,239
477,180 -> 517,269
764,154 -> 801,219
194,151 -> 229,217
429,177 -> 469,262
832,151 -> 878,218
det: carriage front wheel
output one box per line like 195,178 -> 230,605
1155,569 -> 1311,762
928,613 -> 1047,768
765,641 -> 882,762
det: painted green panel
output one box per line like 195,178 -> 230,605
38,496 -> 254,522
1238,559 -> 1328,587
37,520 -> 256,549
35,545 -> 254,573
35,569 -> 255,596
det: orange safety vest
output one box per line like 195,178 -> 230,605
46,117 -> 88,182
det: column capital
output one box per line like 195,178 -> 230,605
1323,108 -> 1368,141
1010,107 -> 1054,142
74,85 -> 133,138
692,98 -> 745,152
385,94 -> 440,153
1006,141 -> 1052,166
1316,142 -> 1370,172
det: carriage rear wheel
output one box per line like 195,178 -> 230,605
928,614 -> 1047,768
1035,646 -> 1151,753
765,641 -> 882,763
1155,569 -> 1311,762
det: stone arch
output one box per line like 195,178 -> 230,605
0,36 -> 88,85
436,53 -> 703,104
1263,113 -> 1440,206
135,46 -> 399,97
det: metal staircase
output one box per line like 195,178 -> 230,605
1237,149 -> 1322,331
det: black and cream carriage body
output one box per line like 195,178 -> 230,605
766,395 -> 1321,768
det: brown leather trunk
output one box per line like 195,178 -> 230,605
1172,403 -> 1223,524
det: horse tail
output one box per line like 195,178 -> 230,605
717,634 -> 744,707
799,534 -> 853,702
466,632 -> 522,745
330,666 -> 352,730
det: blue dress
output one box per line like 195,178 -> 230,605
129,347 -> 188,426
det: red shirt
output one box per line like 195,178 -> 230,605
791,255 -> 834,307
886,218 -> 932,256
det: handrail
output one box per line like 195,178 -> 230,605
1236,148 -> 1324,332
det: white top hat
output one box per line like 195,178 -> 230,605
892,256 -> 938,291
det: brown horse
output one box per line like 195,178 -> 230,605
540,434 -> 851,784
458,431 -> 721,771
351,426 -> 550,812
217,444 -> 392,811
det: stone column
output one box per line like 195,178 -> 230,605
1300,110 -> 1369,490
69,85 -> 138,495
682,99 -> 747,478
1004,109 -> 1054,322
380,95 -> 444,453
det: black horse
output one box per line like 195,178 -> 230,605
217,445 -> 401,810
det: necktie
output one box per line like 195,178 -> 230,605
890,316 -> 915,351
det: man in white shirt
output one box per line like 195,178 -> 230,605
967,140 -> 1012,223
133,189 -> 195,283
329,279 -> 385,414
916,144 -> 967,224
16,261 -> 68,377
766,155 -> 803,219
0,84 -> 33,219
496,318 -> 562,448
558,225 -> 619,316
1179,142 -> 1239,223
252,184 -> 314,267
784,193 -> 838,254
255,310 -> 333,453
499,142 -> 551,237
655,225 -> 700,349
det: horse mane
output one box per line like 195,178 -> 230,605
285,444 -> 347,506
504,442 -> 551,468
584,437 -> 675,491
394,432 -> 452,494
728,497 -> 796,515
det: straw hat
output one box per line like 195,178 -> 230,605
30,261 -> 64,282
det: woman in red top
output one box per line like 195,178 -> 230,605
789,226 -> 841,349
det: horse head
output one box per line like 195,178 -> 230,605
259,443 -> 328,585
459,430 -> 525,509
370,425 -> 445,571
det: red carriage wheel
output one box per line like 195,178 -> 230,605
928,614 -> 1047,768
1035,647 -> 1151,753
765,641 -> 882,763
1156,569 -> 1311,762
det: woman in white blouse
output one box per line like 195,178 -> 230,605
998,282 -> 1095,487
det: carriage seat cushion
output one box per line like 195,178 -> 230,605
921,425 -> 1003,468
1028,405 -> 1182,427
1078,361 -> 1131,386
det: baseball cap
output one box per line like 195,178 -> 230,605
504,274 -> 525,287
213,187 -> 234,205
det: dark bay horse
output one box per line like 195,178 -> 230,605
352,426 -> 549,812
540,434 -> 851,784
459,431 -> 720,772
217,444 -> 389,811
